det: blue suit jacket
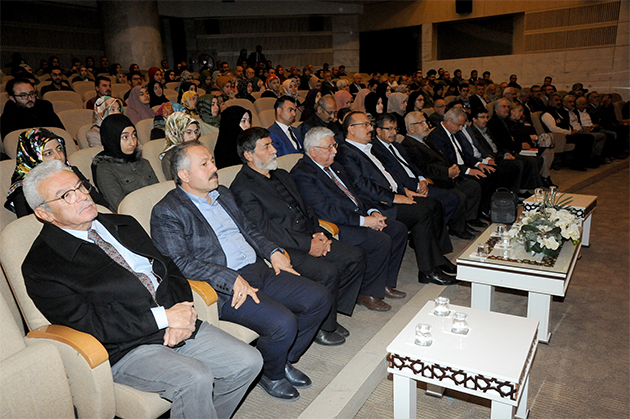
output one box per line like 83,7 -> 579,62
150,185 -> 279,308
426,123 -> 480,172
290,156 -> 376,227
268,121 -> 304,157
370,138 -> 424,192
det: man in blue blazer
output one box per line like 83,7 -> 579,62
334,112 -> 457,286
150,142 -> 331,401
291,127 -> 408,312
268,96 -> 305,157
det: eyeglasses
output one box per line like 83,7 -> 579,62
314,143 -> 338,151
42,180 -> 92,206
322,108 -> 337,116
14,92 -> 37,100
409,121 -> 428,126
350,122 -> 371,128
379,126 -> 400,133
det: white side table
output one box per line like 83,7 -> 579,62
387,302 -> 538,419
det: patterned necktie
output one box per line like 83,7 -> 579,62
288,127 -> 302,151
88,229 -> 157,297
324,166 -> 359,207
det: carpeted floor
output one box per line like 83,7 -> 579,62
355,167 -> 629,419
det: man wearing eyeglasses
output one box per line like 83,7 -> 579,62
299,96 -> 344,143
1,78 -> 65,140
21,160 -> 263,418
335,111 -> 457,286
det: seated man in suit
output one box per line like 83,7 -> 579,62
426,107 -> 500,218
150,142 -> 331,401
299,96 -> 345,143
428,99 -> 447,127
335,111 -> 457,286
370,113 -> 476,240
21,160 -> 262,418
401,111 -> 485,234
268,96 -> 304,156
230,127 -> 368,345
291,127 -> 409,311
349,73 -> 366,96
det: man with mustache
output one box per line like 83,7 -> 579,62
1,78 -> 65,140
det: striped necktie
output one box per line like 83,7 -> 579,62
324,166 -> 358,207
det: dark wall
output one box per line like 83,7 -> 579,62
359,25 -> 421,75
437,15 -> 514,60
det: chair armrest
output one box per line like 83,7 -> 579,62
319,219 -> 339,236
27,324 -> 109,369
188,279 -> 218,306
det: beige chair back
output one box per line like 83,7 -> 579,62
111,83 -> 130,99
225,98 -> 257,117
258,109 -> 276,127
58,109 -> 94,142
42,90 -> 83,110
531,111 -> 546,136
71,80 -> 95,98
164,89 -> 178,103
67,146 -> 103,185
0,92 -> 9,115
135,118 -> 154,145
140,139 -> 168,182
199,132 -> 219,154
444,95 -> 456,105
52,100 -> 80,113
613,100 -> 627,123
254,97 -> 277,114
165,82 -> 179,91
217,164 -> 243,188
276,153 -> 302,171
118,181 -> 176,233
486,101 -> 495,118
251,91 -> 262,100
76,123 -> 92,149
0,159 -> 17,231
3,127 -> 78,159
83,90 -> 97,103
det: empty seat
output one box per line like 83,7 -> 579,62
257,109 -> 276,127
42,90 -> 84,110
67,146 -> 103,185
57,108 -> 94,142
135,118 -> 155,145
254,97 -> 277,114
140,139 -> 168,182
52,100 -> 80,113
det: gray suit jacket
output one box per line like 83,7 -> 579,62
150,185 -> 279,308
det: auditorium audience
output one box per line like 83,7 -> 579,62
40,68 -> 74,96
86,96 -> 124,147
126,86 -> 156,125
160,112 -> 201,180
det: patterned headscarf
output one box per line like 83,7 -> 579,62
197,94 -> 221,127
180,91 -> 199,115
161,112 -> 199,159
387,92 -> 408,116
282,78 -> 298,99
8,128 -> 70,194
266,74 -> 280,91
93,96 -> 123,127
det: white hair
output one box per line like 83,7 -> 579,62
23,160 -> 72,210
304,127 -> 335,156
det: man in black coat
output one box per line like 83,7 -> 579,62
21,160 -> 262,418
298,96 -> 344,143
1,78 -> 65,140
230,127 -> 368,344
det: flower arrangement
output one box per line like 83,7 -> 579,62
513,191 -> 581,258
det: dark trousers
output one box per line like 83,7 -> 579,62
567,134 -> 595,169
385,197 -> 453,273
338,219 -> 407,298
516,155 -> 544,189
220,261 -> 331,380
290,239 -> 366,331
427,184 -> 460,224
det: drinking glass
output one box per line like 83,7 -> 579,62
415,323 -> 433,346
477,243 -> 489,261
451,312 -> 469,334
433,297 -> 450,317
535,188 -> 544,202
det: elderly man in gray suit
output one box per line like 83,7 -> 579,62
150,141 -> 331,402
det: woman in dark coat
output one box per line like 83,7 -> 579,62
213,106 -> 252,169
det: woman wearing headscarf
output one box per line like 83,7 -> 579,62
128,63 -> 140,73
148,66 -> 162,84
375,82 -> 391,111
405,91 -> 426,115
261,74 -> 282,98
364,92 -> 384,121
6,128 -> 109,216
176,81 -> 198,103
159,112 -> 201,180
164,70 -> 177,83
281,78 -> 302,107
109,63 -> 123,76
126,86 -> 156,125
174,91 -> 199,116
215,76 -> 235,102
387,92 -> 409,135
150,102 -> 175,141
199,69 -> 213,92
334,90 -> 353,111
91,114 -> 158,209
147,80 -> 169,108
351,89 -> 370,113
300,89 -> 322,122
87,96 -> 124,147
236,79 -> 256,103
308,76 -> 321,91
213,106 -> 252,169
196,94 -> 221,128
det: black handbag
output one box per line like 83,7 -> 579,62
491,187 -> 518,224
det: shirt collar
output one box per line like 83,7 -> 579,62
408,134 -> 425,143
180,186 -> 220,206
346,138 -> 372,153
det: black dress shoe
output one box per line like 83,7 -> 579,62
418,268 -> 459,285
336,323 -> 350,337
449,228 -> 475,240
384,286 -> 406,299
314,329 -> 345,346
258,376 -> 300,401
285,362 -> 312,388
467,219 -> 488,228
440,257 -> 457,276
546,177 -> 558,188
466,226 -> 481,236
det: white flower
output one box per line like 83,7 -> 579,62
538,235 -> 560,250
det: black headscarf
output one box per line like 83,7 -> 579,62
148,80 -> 169,107
364,92 -> 382,117
214,106 -> 251,169
406,91 -> 423,115
177,82 -> 197,103
100,114 -> 139,161
375,82 -> 389,111
300,89 -> 321,122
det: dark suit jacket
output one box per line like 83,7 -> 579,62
487,114 -> 521,154
335,142 -> 396,210
230,165 -> 325,265
349,83 -> 365,95
268,121 -> 304,157
370,137 -> 423,192
290,156 -> 376,227
470,124 -> 508,160
22,214 -> 196,366
469,94 -> 488,113
400,135 -> 456,189
426,123 -> 479,172
150,186 -> 278,309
